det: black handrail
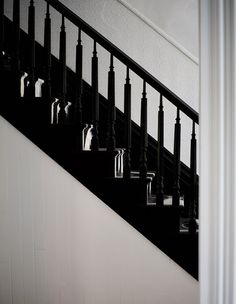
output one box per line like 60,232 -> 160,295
45,0 -> 199,124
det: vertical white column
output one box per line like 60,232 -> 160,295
200,0 -> 236,303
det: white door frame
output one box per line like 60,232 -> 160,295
199,0 -> 236,303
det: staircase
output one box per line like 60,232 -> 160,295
0,0 -> 199,279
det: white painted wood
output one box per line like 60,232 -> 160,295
199,0 -> 236,303
0,116 -> 199,304
116,0 -> 199,65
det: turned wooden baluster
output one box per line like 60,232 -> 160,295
42,3 -> 51,98
12,0 -> 21,97
0,0 -> 4,60
74,28 -> 83,150
12,0 -> 20,70
123,67 -> 132,178
58,15 -> 67,124
189,121 -> 198,233
25,0 -> 36,98
156,94 -> 164,205
139,80 -> 148,179
107,54 -> 116,151
90,41 -> 99,151
172,108 -> 181,206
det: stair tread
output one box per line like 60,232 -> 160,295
130,171 -> 155,178
148,195 -> 184,207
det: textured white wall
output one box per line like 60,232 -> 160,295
0,116 -> 199,303
4,0 -> 199,166
121,0 -> 199,59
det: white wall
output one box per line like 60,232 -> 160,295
4,0 -> 199,166
119,0 -> 199,59
0,116 -> 199,303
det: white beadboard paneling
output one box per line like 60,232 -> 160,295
0,116 -> 199,303
0,259 -> 12,304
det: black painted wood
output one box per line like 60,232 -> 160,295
123,67 -> 132,178
74,28 -> 83,150
12,0 -> 21,97
0,0 -> 4,58
156,94 -> 164,205
42,3 -> 51,98
1,11 -> 199,279
12,0 -> 20,70
52,100 -> 59,124
90,41 -> 99,151
189,122 -> 198,233
45,0 -> 199,124
5,18 -> 194,189
58,15 -> 67,123
25,0 -> 36,98
139,81 -> 148,179
172,108 -> 181,206
107,54 -> 116,151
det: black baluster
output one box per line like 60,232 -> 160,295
139,80 -> 148,179
107,54 -> 116,151
172,108 -> 181,206
25,0 -> 36,98
156,94 -> 164,205
12,0 -> 21,97
12,0 -> 20,70
58,15 -> 67,124
189,122 -> 197,233
42,3 -> 51,98
52,99 -> 59,124
74,28 -> 83,150
90,41 -> 99,151
123,67 -> 131,178
0,0 -> 4,62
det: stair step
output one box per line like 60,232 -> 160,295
136,204 -> 183,235
148,195 -> 184,207
79,175 -> 152,206
130,171 -> 155,178
1,96 -> 52,125
68,149 -> 123,178
180,218 -> 199,233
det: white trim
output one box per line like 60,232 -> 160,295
116,0 -> 199,65
200,0 -> 236,303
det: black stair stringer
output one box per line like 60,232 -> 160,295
1,16 -> 198,279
